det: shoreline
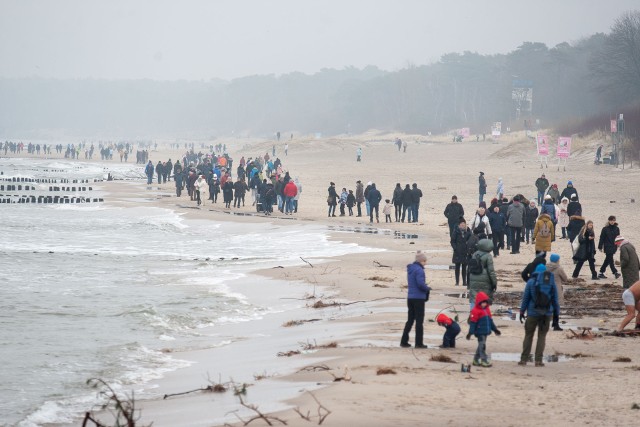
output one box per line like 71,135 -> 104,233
6,131 -> 640,426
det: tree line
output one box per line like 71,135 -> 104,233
1,11 -> 638,139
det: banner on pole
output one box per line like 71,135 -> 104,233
557,137 -> 571,158
536,135 -> 549,156
458,127 -> 470,137
611,119 -> 617,133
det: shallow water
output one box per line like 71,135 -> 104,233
0,158 -> 383,426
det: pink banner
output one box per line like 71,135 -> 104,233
611,119 -> 617,133
458,127 -> 470,137
557,137 -> 571,158
536,135 -> 549,156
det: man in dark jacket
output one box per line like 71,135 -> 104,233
598,215 -> 621,279
155,161 -> 163,184
451,218 -> 472,286
410,183 -> 423,223
400,251 -> 430,348
355,180 -> 365,217
479,172 -> 487,204
567,194 -> 582,217
367,183 -> 382,223
560,181 -> 578,201
327,182 -> 338,217
400,184 -> 413,223
507,196 -> 526,254
535,174 -> 549,205
444,195 -> 465,237
487,205 -> 506,256
392,183 -> 403,222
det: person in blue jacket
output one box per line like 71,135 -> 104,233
518,264 -> 560,367
144,160 -> 154,184
466,291 -> 501,367
400,251 -> 431,349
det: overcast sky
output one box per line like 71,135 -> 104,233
1,0 -> 637,81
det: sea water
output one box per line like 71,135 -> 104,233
0,158 -> 381,426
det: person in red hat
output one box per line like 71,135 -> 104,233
466,291 -> 501,367
436,313 -> 461,348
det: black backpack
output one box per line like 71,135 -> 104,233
468,253 -> 484,275
533,272 -> 553,315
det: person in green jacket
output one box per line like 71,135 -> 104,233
468,238 -> 497,308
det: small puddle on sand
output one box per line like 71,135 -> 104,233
490,353 -> 573,363
326,225 -> 420,239
444,292 -> 469,299
427,264 -> 454,271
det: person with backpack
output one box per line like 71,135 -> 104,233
518,264 -> 560,367
451,218 -> 472,287
597,215 -> 621,279
533,212 -> 555,253
540,195 -> 557,240
468,238 -> 497,308
524,200 -> 539,244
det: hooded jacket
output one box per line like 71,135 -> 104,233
558,198 -> 570,227
567,215 -> 585,243
533,213 -> 555,252
406,262 -> 428,299
367,184 -> 382,206
355,182 -> 365,203
525,205 -> 539,228
468,239 -> 497,297
560,185 -> 578,202
487,209 -> 506,234
598,223 -> 620,254
451,226 -> 472,263
283,181 -> 298,198
619,241 -> 640,289
546,261 -> 568,306
574,227 -> 596,262
520,270 -> 560,318
469,292 -> 499,337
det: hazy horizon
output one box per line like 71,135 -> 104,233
1,0 -> 638,82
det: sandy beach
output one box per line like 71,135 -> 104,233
13,130 -> 640,426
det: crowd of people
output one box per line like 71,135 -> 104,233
144,149 -> 302,216
401,169 -> 640,368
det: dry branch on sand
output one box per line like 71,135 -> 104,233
366,276 -> 394,282
293,391 -> 332,425
376,368 -> 397,375
613,356 -> 632,362
83,378 -> 150,427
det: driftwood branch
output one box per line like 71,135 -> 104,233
373,260 -> 392,268
300,257 -> 314,268
294,391 -> 332,425
233,394 -> 288,426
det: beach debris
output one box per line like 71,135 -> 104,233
461,364 -> 472,373
300,256 -> 314,268
376,368 -> 397,375
84,378 -> 150,426
233,382 -> 249,396
299,340 -> 338,351
613,356 -> 632,363
566,328 -> 601,340
293,391 -> 332,425
366,275 -> 393,282
373,260 -> 392,269
430,354 -> 456,363
253,371 -> 273,381
632,403 -> 640,410
297,364 -> 331,373
329,366 -> 352,382
163,374 -> 229,399
311,300 -> 340,309
373,283 -> 389,288
282,319 -> 321,327
277,350 -> 301,357
609,329 -> 640,337
231,394 -> 288,426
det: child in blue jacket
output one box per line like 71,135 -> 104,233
466,291 -> 501,367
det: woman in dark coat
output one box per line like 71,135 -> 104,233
572,220 -> 599,280
222,180 -> 234,208
451,218 -> 472,286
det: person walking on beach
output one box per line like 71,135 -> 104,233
466,292 -> 501,367
364,181 -> 372,217
392,183 -> 403,222
210,175 -> 220,203
560,181 -> 578,201
478,172 -> 487,204
382,199 -> 392,222
155,161 -> 163,184
507,196 -> 525,254
496,178 -> 504,200
411,183 -> 423,223
598,215 -> 621,279
572,220 -> 599,280
400,251 -> 430,349
487,204 -> 506,257
533,211 -> 554,254
356,147 -> 362,162
547,184 -> 560,205
367,183 -> 382,224
283,179 -> 297,215
327,182 -> 338,217
616,280 -> 640,332
293,178 -> 302,213
401,184 -> 413,223
145,160 -> 154,184
444,195 -> 465,237
535,174 -> 549,206
524,200 -> 539,244
347,190 -> 356,216
222,178 -> 234,208
617,236 -> 640,289
558,197 -> 570,239
339,187 -> 348,216
355,180 -> 364,217
451,218 -> 472,286
471,206 -> 492,238
173,161 -> 183,197
436,313 -> 460,349
546,253 -> 567,330
518,264 -> 560,367
468,237 -> 497,307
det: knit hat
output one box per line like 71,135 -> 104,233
550,253 -> 560,263
615,236 -> 625,243
568,180 -> 573,185
535,264 -> 547,273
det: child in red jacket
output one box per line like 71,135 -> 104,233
466,291 -> 501,367
436,313 -> 461,348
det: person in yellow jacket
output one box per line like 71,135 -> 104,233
533,213 -> 555,253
